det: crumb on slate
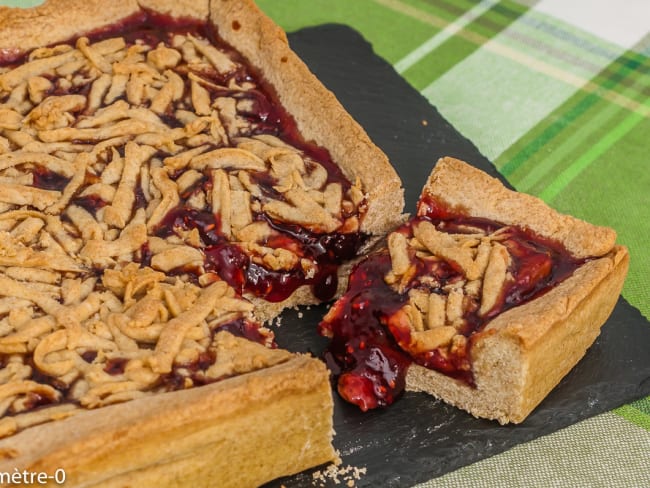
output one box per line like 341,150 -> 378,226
312,463 -> 367,487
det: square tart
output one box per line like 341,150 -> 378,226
320,157 -> 629,424
0,0 -> 404,485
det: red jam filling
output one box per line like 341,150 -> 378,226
320,197 -> 584,411
153,193 -> 367,302
217,318 -> 272,347
103,358 -> 129,376
6,14 -> 368,304
320,254 -> 410,410
31,167 -> 72,192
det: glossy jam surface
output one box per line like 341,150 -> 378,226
154,199 -> 368,303
218,318 -> 272,347
320,200 -> 583,411
319,254 -> 410,411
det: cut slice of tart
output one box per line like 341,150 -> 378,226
320,157 -> 629,423
0,0 -> 404,484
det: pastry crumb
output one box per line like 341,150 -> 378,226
312,463 -> 367,486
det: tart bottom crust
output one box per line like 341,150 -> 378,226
406,158 -> 630,424
0,355 -> 335,487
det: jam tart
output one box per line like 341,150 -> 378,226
0,0 -> 404,485
321,157 -> 629,423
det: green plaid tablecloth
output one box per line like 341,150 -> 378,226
3,0 -> 650,486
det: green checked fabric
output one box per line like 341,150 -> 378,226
2,0 -> 650,486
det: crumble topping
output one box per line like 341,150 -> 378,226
386,219 -> 515,357
0,19 -> 366,437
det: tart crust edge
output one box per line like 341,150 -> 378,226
0,354 -> 336,487
422,157 -> 617,259
210,0 -> 405,236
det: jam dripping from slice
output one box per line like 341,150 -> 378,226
319,254 -> 410,411
321,207 -> 584,411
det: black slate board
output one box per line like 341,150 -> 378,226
264,25 -> 650,487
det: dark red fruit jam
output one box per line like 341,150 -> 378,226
31,167 -> 72,192
319,254 -> 410,411
217,318 -> 271,346
89,16 -> 370,303
321,204 -> 584,411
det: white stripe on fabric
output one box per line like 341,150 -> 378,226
393,0 -> 499,74
535,0 -> 650,49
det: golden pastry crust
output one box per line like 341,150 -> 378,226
0,352 -> 336,487
0,0 -> 141,58
405,158 -> 629,423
